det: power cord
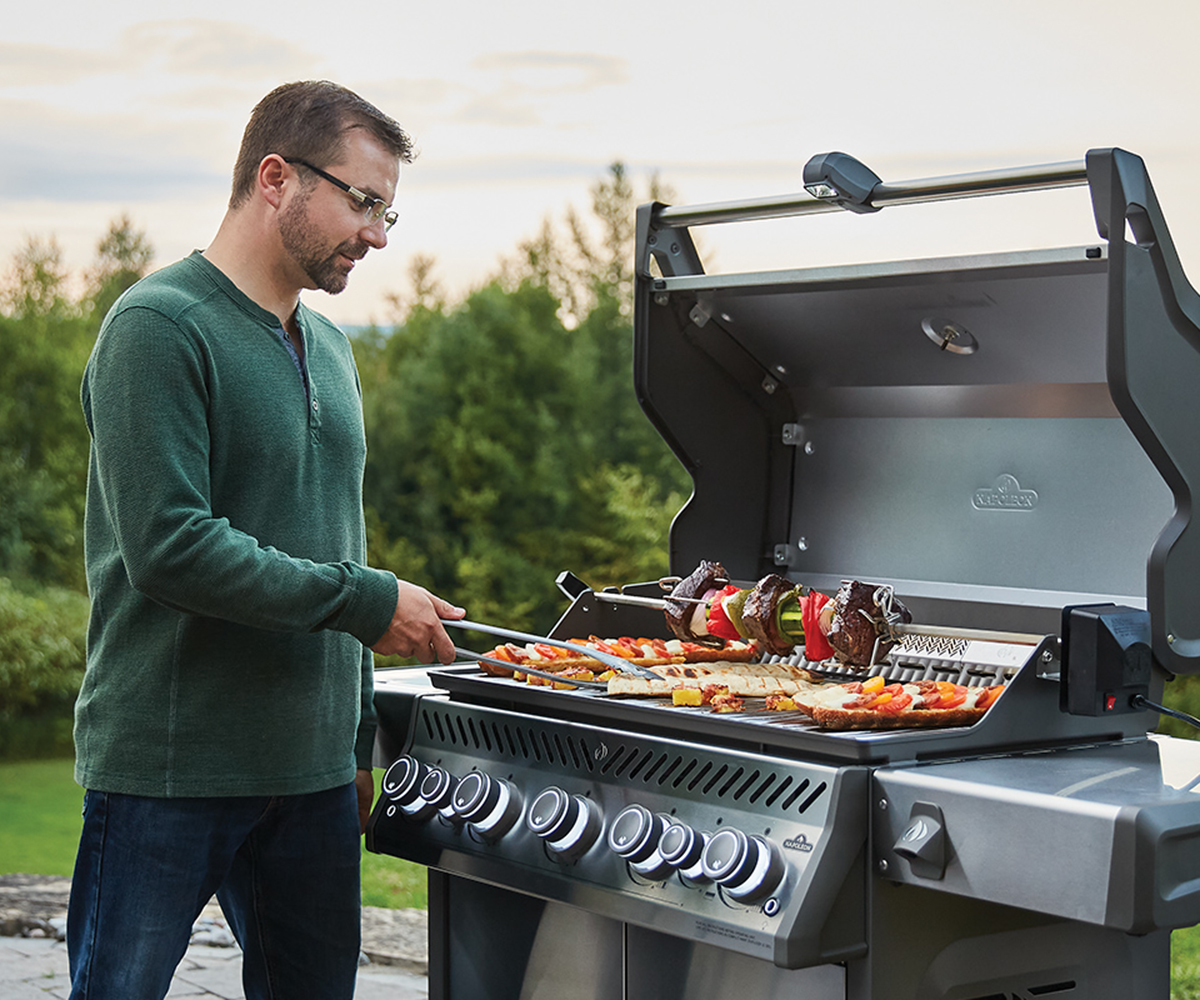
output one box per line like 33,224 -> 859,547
1131,694 -> 1200,731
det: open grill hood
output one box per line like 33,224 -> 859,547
633,148 -> 1200,675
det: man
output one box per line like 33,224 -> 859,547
68,81 -> 462,999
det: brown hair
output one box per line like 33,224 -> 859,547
229,81 -> 414,208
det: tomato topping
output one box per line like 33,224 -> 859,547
938,689 -> 967,709
490,646 -> 512,662
533,643 -> 565,659
801,591 -> 834,661
706,585 -> 744,641
976,685 -> 1005,710
872,692 -> 913,714
586,636 -> 626,657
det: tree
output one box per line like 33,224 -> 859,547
360,165 -> 689,635
85,215 -> 154,321
0,220 -> 153,589
499,162 -> 676,328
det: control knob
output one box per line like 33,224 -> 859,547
608,805 -> 673,880
526,786 -> 602,862
701,828 -> 786,902
451,771 -> 522,839
419,767 -> 460,821
380,755 -> 436,820
658,821 -> 710,883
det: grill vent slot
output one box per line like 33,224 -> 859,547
415,706 -> 831,815
657,756 -> 683,785
625,749 -> 654,780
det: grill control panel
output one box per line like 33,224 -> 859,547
367,691 -> 869,969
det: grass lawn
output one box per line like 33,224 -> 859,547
0,757 -> 426,909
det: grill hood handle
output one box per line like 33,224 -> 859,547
441,618 -> 663,680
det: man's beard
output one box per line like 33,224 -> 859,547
278,193 -> 367,295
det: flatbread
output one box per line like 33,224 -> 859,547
478,637 -> 757,678
795,678 -> 1004,729
607,663 -> 822,698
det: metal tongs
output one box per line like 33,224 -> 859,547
440,618 -> 663,688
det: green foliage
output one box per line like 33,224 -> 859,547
85,213 -> 156,320
359,276 -> 687,635
359,165 -> 689,634
0,219 -> 154,590
0,577 -> 89,718
1159,674 -> 1200,740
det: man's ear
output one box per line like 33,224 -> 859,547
258,155 -> 289,210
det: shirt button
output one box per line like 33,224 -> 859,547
312,399 -> 319,412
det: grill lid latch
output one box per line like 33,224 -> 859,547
893,801 -> 948,880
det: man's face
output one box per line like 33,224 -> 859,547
278,131 -> 400,295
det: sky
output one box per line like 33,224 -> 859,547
3,0 -> 1200,326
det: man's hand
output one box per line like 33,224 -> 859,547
356,768 -> 375,833
370,578 -> 465,663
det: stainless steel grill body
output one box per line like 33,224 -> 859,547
367,148 -> 1200,999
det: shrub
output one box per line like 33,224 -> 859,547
0,577 -> 88,758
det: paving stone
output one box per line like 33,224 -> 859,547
356,965 -> 430,1000
0,877 -> 429,998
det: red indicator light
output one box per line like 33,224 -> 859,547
1105,694 -> 1117,711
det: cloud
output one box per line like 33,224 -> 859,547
0,43 -> 115,87
120,20 -> 322,81
0,99 -> 228,203
471,51 -> 628,92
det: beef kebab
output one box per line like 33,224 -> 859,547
663,561 -> 912,669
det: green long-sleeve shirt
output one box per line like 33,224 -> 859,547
76,251 -> 398,797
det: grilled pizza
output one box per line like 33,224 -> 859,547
477,635 -> 758,679
793,675 -> 1006,729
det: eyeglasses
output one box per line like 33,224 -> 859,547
283,157 -> 398,232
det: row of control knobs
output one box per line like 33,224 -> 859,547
380,756 -> 786,903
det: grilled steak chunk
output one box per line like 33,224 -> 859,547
827,580 -> 911,667
664,560 -> 728,642
740,573 -> 801,656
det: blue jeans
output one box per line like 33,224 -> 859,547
67,781 -> 362,1000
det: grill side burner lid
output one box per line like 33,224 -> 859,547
633,148 -> 1200,684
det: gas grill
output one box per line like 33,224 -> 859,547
366,148 -> 1200,999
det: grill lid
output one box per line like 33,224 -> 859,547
633,148 -> 1200,676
